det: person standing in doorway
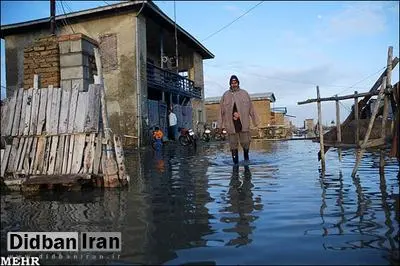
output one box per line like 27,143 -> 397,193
168,107 -> 178,141
218,75 -> 259,165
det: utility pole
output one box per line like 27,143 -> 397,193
50,0 -> 56,34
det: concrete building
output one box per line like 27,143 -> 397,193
204,92 -> 276,137
0,1 -> 214,147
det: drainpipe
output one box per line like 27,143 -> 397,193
136,15 -> 142,148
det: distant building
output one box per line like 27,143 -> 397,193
304,119 -> 314,132
204,92 -> 276,136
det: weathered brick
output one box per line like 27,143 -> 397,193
40,63 -> 52,68
33,46 -> 45,51
60,53 -> 83,67
24,47 -> 34,52
70,40 -> 82,52
39,51 -> 52,56
46,44 -> 58,50
51,62 -> 60,67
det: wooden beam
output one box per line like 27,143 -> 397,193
354,91 -> 359,145
298,91 -> 380,105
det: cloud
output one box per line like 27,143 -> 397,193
222,5 -> 245,16
204,62 -> 362,126
317,3 -> 387,41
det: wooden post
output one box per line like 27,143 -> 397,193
335,95 -> 342,161
354,91 -> 359,145
33,74 -> 40,89
160,29 -> 164,69
94,47 -> 119,186
317,86 -> 325,172
352,47 -> 392,177
380,46 -> 393,173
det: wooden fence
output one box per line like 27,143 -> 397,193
0,80 -> 128,189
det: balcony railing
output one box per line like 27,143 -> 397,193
147,63 -> 201,99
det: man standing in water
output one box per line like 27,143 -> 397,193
218,75 -> 259,165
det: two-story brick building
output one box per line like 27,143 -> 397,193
0,1 -> 214,147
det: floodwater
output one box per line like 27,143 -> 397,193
1,140 -> 399,265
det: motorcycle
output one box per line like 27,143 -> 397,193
214,128 -> 227,141
202,124 -> 212,142
179,128 -> 197,147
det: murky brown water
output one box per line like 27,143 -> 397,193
1,140 -> 399,265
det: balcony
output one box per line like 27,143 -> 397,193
147,63 -> 201,99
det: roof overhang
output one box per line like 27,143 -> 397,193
0,1 -> 214,59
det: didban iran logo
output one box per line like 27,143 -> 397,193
7,232 -> 121,252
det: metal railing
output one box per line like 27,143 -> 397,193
147,63 -> 201,99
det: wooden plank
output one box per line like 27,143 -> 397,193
1,145 -> 12,177
73,92 -> 88,133
42,137 -> 52,174
67,84 -> 79,134
33,74 -> 40,89
17,137 -> 29,173
12,88 -> 24,136
71,134 -> 86,174
47,136 -> 59,175
28,137 -> 37,175
45,86 -> 54,134
23,174 -> 89,185
114,134 -> 129,184
59,87 -> 71,134
33,137 -> 45,174
66,135 -> 75,174
37,88 -> 48,135
13,137 -> 25,173
55,135 -> 65,174
62,135 -> 70,174
23,88 -> 34,136
4,89 -> 18,136
7,138 -> 20,173
1,98 -> 10,136
84,85 -> 100,132
83,133 -> 95,173
18,89 -> 28,136
50,87 -> 61,135
22,137 -> 33,174
29,88 -> 41,135
93,132 -> 102,175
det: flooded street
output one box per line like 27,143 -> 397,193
1,140 -> 399,265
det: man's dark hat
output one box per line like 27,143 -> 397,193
229,75 -> 239,85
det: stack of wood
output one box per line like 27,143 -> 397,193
0,77 -> 129,191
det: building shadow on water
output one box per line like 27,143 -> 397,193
305,169 -> 399,264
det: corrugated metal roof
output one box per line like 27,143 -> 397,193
205,92 -> 276,104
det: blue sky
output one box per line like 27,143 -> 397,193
1,1 -> 399,126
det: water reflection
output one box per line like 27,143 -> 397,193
313,168 -> 399,263
221,166 -> 260,247
1,140 -> 399,265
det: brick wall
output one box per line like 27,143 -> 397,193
23,35 -> 60,89
205,99 -> 272,128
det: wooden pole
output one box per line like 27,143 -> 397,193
380,46 -> 393,173
354,91 -> 359,145
335,95 -> 342,161
352,47 -> 392,177
317,86 -> 325,172
94,47 -> 120,186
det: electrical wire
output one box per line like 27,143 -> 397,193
201,1 -> 264,42
59,0 -> 75,34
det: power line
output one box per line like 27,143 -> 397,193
201,1 -> 264,42
332,65 -> 387,96
204,63 -> 370,90
59,0 -> 75,34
